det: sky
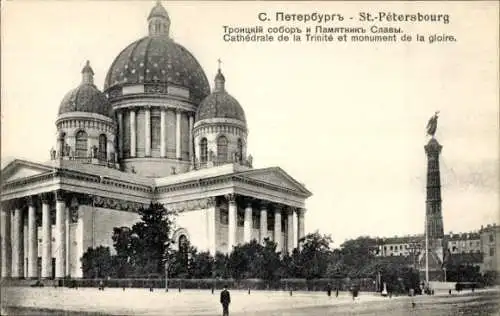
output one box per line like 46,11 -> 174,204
1,1 -> 498,247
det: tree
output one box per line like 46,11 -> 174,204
297,232 -> 334,279
190,250 -> 215,279
339,236 -> 378,277
111,226 -> 133,277
131,203 -> 174,275
214,252 -> 229,279
260,239 -> 282,281
81,246 -> 114,278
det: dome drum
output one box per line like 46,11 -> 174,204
193,124 -> 248,169
106,82 -> 205,104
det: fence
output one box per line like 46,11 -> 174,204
64,277 -> 377,292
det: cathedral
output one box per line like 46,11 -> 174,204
0,2 -> 312,279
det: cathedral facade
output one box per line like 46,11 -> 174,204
0,2 -> 312,279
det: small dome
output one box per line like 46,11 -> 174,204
196,68 -> 246,123
59,61 -> 113,118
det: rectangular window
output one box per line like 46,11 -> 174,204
237,210 -> 244,227
136,110 -> 145,157
219,208 -> 228,225
252,214 -> 259,229
490,234 -> 494,242
490,247 -> 495,256
122,111 -> 130,158
151,114 -> 161,150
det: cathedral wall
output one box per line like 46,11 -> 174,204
175,208 -> 209,252
80,206 -> 140,256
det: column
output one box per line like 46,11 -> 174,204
65,204 -> 70,277
23,220 -> 28,277
188,114 -> 194,160
56,135 -> 63,159
41,194 -> 52,278
287,208 -> 295,254
205,197 -> 216,256
1,207 -> 12,278
11,207 -> 23,278
130,108 -> 137,158
260,203 -> 268,244
27,197 -> 38,278
107,138 -> 115,162
297,208 -> 305,248
243,200 -> 252,243
145,106 -> 151,157
227,194 -> 237,252
274,206 -> 282,253
55,190 -> 66,278
175,109 -> 182,159
160,108 -> 167,157
117,111 -> 123,159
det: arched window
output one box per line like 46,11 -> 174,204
75,130 -> 88,157
217,135 -> 228,163
237,138 -> 243,162
98,134 -> 107,161
179,235 -> 189,253
200,138 -> 208,162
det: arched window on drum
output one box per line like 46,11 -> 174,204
217,135 -> 228,163
200,138 -> 208,163
98,134 -> 107,161
75,130 -> 88,158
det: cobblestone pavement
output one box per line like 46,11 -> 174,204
1,287 -> 499,315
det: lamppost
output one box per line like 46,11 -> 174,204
164,246 -> 171,292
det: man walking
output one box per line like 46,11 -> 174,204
220,284 -> 231,316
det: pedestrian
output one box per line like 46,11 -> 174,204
220,284 -> 231,316
326,283 -> 332,297
336,288 -> 339,298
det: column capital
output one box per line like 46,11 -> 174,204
242,197 -> 254,207
285,206 -> 296,215
225,193 -> 237,204
297,208 -> 306,217
26,196 -> 36,207
55,189 -> 67,202
144,105 -> 151,110
39,192 -> 52,204
206,196 -> 216,207
259,201 -> 269,210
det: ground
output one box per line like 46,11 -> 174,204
1,287 -> 499,315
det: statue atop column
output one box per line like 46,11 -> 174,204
50,147 -> 56,160
426,111 -> 439,137
247,154 -> 253,167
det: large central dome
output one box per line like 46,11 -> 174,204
103,2 -> 210,101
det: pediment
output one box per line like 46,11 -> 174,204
1,159 -> 53,183
237,167 -> 312,197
